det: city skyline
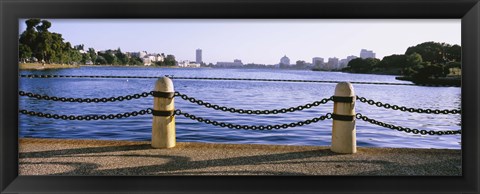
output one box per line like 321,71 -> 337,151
19,19 -> 461,65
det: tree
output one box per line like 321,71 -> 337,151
445,44 -> 461,62
377,54 -> 406,68
19,44 -> 33,62
346,58 -> 380,73
402,53 -> 423,76
36,20 -> 52,33
128,56 -> 143,66
405,42 -> 461,65
95,56 -> 107,65
411,62 -> 445,80
115,48 -> 129,64
88,48 -> 97,64
164,55 -> 177,66
19,19 -> 87,65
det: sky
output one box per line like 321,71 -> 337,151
19,19 -> 461,65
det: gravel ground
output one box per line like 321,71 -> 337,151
19,138 -> 462,176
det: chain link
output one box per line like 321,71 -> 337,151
19,74 -> 159,79
174,109 -> 332,130
19,108 -> 153,120
355,113 -> 461,135
356,96 -> 461,114
174,91 -> 333,114
19,91 -> 152,103
20,74 -> 415,86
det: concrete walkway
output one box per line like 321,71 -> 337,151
19,138 -> 461,176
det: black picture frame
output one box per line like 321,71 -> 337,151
1,0 -> 479,193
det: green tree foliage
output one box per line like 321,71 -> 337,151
377,54 -> 406,68
405,41 -> 460,64
88,48 -> 97,64
19,19 -> 83,64
128,56 -> 143,66
345,58 -> 380,73
154,54 -> 177,66
404,42 -> 461,79
99,50 -> 118,65
114,48 -> 129,64
343,41 -> 461,81
19,44 -> 32,62
445,44 -> 461,62
409,62 -> 445,81
95,56 -> 107,65
19,19 -> 178,67
164,55 -> 177,66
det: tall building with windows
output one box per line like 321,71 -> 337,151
360,49 -> 376,59
196,49 -> 202,64
327,57 -> 339,70
312,57 -> 324,66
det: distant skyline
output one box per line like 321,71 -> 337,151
19,19 -> 461,65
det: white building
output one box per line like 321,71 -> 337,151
280,55 -> 290,66
178,60 -> 200,68
216,59 -> 244,68
312,57 -> 324,66
360,49 -> 376,59
141,57 -> 152,66
127,52 -> 165,66
327,57 -> 339,70
196,49 -> 202,64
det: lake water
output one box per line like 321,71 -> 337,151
19,66 -> 461,149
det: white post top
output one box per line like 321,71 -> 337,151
334,82 -> 355,97
154,77 -> 174,92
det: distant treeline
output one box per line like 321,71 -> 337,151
19,19 -> 177,66
342,41 -> 461,80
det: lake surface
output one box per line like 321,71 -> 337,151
19,66 -> 461,149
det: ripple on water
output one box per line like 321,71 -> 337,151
19,67 -> 461,149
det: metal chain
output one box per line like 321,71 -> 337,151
19,108 -> 153,120
174,109 -> 332,130
19,74 -> 159,79
19,74 -> 414,86
356,96 -> 461,114
356,113 -> 461,135
174,91 -> 333,115
18,91 -> 152,103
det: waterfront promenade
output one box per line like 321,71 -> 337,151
19,138 -> 461,176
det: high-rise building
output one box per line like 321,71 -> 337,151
360,49 -> 376,59
196,49 -> 202,64
327,57 -> 339,70
312,57 -> 324,66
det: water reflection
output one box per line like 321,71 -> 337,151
19,67 -> 461,149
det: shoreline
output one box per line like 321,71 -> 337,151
79,64 -> 187,68
19,63 -> 80,70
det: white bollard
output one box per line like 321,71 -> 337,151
151,77 -> 176,148
331,82 -> 356,154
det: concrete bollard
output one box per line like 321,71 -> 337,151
331,82 -> 356,154
151,77 -> 176,148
